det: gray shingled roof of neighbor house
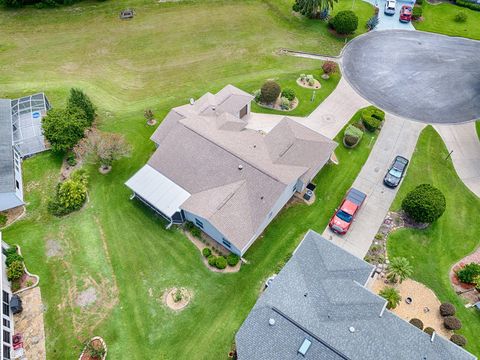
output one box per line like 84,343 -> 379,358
0,99 -> 14,194
142,85 -> 337,251
235,230 -> 477,360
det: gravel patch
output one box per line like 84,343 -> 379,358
76,287 -> 97,308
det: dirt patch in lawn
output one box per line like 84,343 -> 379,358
370,276 -> 452,338
46,239 -> 63,258
0,206 -> 25,228
162,287 -> 192,311
76,287 -> 98,308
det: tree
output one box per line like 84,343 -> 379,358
67,88 -> 96,125
402,184 -> 446,223
294,0 -> 337,18
260,80 -> 281,104
42,107 -> 87,153
57,178 -> 87,211
329,10 -> 358,34
379,286 -> 401,310
77,130 -> 131,170
322,61 -> 338,75
386,257 -> 413,284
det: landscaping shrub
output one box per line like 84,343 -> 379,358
6,252 -> 23,267
260,81 -> 281,104
207,255 -> 217,267
67,88 -> 96,126
439,302 -> 456,317
329,10 -> 358,35
253,89 -> 261,103
215,256 -> 227,269
456,262 -> 480,284
455,0 -> 480,10
361,106 -> 385,132
424,327 -> 435,335
7,260 -> 23,281
202,248 -> 211,258
344,134 -> 360,147
412,6 -> 423,20
454,11 -> 468,22
379,286 -> 401,309
401,184 -> 446,223
280,97 -> 291,110
190,226 -> 201,238
66,152 -> 77,166
386,257 -> 413,284
322,61 -> 338,75
450,334 -> 467,347
281,88 -> 295,101
352,121 -> 366,132
226,253 -> 240,267
0,213 -> 6,227
416,0 -> 423,5
409,318 -> 424,330
443,316 -> 462,330
345,124 -> 363,139
48,170 -> 88,216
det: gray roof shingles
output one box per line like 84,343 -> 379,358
0,99 -> 14,194
235,230 -> 477,360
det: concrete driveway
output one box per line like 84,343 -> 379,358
342,30 -> 480,124
322,113 -> 425,258
364,0 -> 415,31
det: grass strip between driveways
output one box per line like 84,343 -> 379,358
388,126 -> 480,356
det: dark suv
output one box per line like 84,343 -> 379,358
383,156 -> 409,188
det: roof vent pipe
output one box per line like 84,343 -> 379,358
189,98 -> 195,105
349,327 -> 355,333
269,318 -> 275,326
430,332 -> 435,343
238,165 -> 243,170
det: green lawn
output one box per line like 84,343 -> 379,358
248,69 -> 341,116
476,121 -> 480,140
414,2 -> 480,40
388,126 -> 480,356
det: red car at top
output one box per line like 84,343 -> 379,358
399,5 -> 413,23
329,188 -> 367,235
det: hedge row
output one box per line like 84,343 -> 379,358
455,0 -> 480,11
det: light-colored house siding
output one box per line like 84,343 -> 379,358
1,234 -> 14,360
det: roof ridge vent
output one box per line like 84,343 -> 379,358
349,326 -> 355,333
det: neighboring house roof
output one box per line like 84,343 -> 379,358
139,85 -> 336,252
235,230 -> 477,360
0,99 -> 14,196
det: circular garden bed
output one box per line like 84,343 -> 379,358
163,287 -> 192,311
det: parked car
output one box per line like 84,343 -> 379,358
383,155 -> 409,188
399,5 -> 412,22
384,0 -> 396,15
329,188 -> 367,235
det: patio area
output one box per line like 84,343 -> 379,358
370,276 -> 452,338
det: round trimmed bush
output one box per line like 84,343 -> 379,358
409,318 -> 424,330
227,253 -> 240,267
207,255 -> 217,267
215,256 -> 227,270
329,10 -> 358,35
424,327 -> 435,336
456,262 -> 480,284
412,6 -> 423,20
439,302 -> 456,317
281,88 -> 295,101
322,61 -> 338,75
450,334 -> 467,347
455,11 -> 468,23
401,184 -> 446,223
202,248 -> 211,258
7,260 -> 24,281
444,316 -> 462,330
344,134 -> 359,147
361,106 -> 385,132
260,81 -> 281,104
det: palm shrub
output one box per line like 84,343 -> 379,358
450,334 -> 467,347
260,81 -> 281,104
439,302 -> 456,317
444,316 -> 462,330
409,318 -> 424,330
401,184 -> 446,223
386,257 -> 413,284
329,10 -> 358,34
379,286 -> 401,309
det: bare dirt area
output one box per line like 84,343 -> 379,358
46,239 -> 64,258
0,206 -> 25,228
162,288 -> 192,311
76,287 -> 98,308
370,276 -> 452,338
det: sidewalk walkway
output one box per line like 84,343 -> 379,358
322,113 -> 425,258
435,122 -> 480,198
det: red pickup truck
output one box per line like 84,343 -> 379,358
329,188 -> 367,235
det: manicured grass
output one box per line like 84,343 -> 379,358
414,3 -> 480,40
248,68 -> 341,116
388,126 -> 480,356
476,121 -> 480,140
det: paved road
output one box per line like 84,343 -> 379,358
342,30 -> 480,124
322,113 -> 425,258
435,122 -> 480,197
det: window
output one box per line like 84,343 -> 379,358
292,184 -> 297,192
3,345 -> 10,360
195,219 -> 204,229
2,292 -> 8,304
222,238 -> 231,248
2,303 -> 9,317
2,318 -> 10,329
15,181 -> 19,190
3,330 -> 10,344
239,105 -> 248,119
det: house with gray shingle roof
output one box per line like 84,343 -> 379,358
125,85 -> 337,255
235,230 -> 477,360
0,94 -> 50,212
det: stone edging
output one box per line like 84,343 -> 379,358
78,336 -> 107,360
13,244 -> 40,295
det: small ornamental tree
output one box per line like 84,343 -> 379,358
450,334 -> 467,347
329,10 -> 358,35
260,81 -> 281,104
439,302 -> 456,317
322,61 -> 338,75
402,184 -> 446,223
379,286 -> 401,310
67,88 -> 96,126
443,316 -> 462,330
42,107 -> 87,153
386,257 -> 413,284
409,318 -> 424,330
